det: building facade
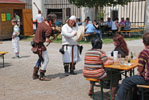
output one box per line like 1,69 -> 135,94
32,0 -> 95,23
32,0 -> 146,26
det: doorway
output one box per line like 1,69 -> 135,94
47,9 -> 62,22
13,9 -> 23,35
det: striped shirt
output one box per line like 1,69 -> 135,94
84,49 -> 108,69
138,48 -> 149,80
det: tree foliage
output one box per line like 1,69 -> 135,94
68,0 -> 133,7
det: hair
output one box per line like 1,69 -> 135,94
11,18 -> 17,23
113,34 -> 129,56
91,37 -> 103,49
126,17 -> 129,20
38,10 -> 41,14
143,32 -> 149,46
114,18 -> 119,21
47,13 -> 57,23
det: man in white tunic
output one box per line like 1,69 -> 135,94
61,15 -> 81,75
11,19 -> 20,58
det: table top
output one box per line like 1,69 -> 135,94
0,42 -> 3,44
104,59 -> 138,71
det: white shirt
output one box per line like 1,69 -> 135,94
112,21 -> 117,30
35,14 -> 44,23
13,25 -> 20,36
61,24 -> 78,45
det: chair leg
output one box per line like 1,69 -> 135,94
141,88 -> 144,100
100,81 -> 104,100
90,81 -> 95,99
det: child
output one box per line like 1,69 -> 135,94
11,18 -> 20,58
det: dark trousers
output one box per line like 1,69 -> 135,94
115,75 -> 149,100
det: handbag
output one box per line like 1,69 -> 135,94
31,47 -> 38,54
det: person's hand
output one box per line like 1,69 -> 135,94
45,38 -> 52,43
74,32 -> 77,36
52,27 -> 56,30
12,35 -> 14,39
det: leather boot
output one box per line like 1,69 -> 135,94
64,63 -> 69,76
32,67 -> 39,80
64,64 -> 69,73
70,63 -> 77,75
39,70 -> 51,81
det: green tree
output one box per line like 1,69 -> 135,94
68,0 -> 132,19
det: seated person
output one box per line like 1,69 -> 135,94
85,21 -> 95,34
108,34 -> 129,100
76,18 -> 82,27
124,18 -> 131,31
115,32 -> 149,100
93,20 -> 101,38
119,18 -> 125,31
105,17 -> 112,31
83,37 -> 113,96
99,18 -> 107,33
112,18 -> 119,35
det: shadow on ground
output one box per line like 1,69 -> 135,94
46,69 -> 82,79
0,63 -> 11,68
90,91 -> 110,100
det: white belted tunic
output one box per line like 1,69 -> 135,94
61,24 -> 81,63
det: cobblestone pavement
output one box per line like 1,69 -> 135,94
0,39 -> 144,100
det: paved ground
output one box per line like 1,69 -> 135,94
0,39 -> 144,100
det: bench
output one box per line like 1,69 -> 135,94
137,85 -> 149,100
119,29 -> 144,37
84,32 -> 97,41
86,78 -> 103,100
0,51 -> 8,67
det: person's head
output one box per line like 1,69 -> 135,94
107,17 -> 111,22
126,17 -> 130,21
93,20 -> 97,24
38,10 -> 41,14
114,18 -> 119,22
67,15 -> 76,27
86,16 -> 90,21
47,13 -> 57,23
14,12 -> 18,16
84,18 -> 89,23
76,18 -> 80,22
91,37 -> 103,49
11,18 -> 17,26
113,34 -> 129,56
143,32 -> 149,46
100,18 -> 104,21
121,17 -> 124,21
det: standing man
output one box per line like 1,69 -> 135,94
32,13 -> 57,81
61,15 -> 81,75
